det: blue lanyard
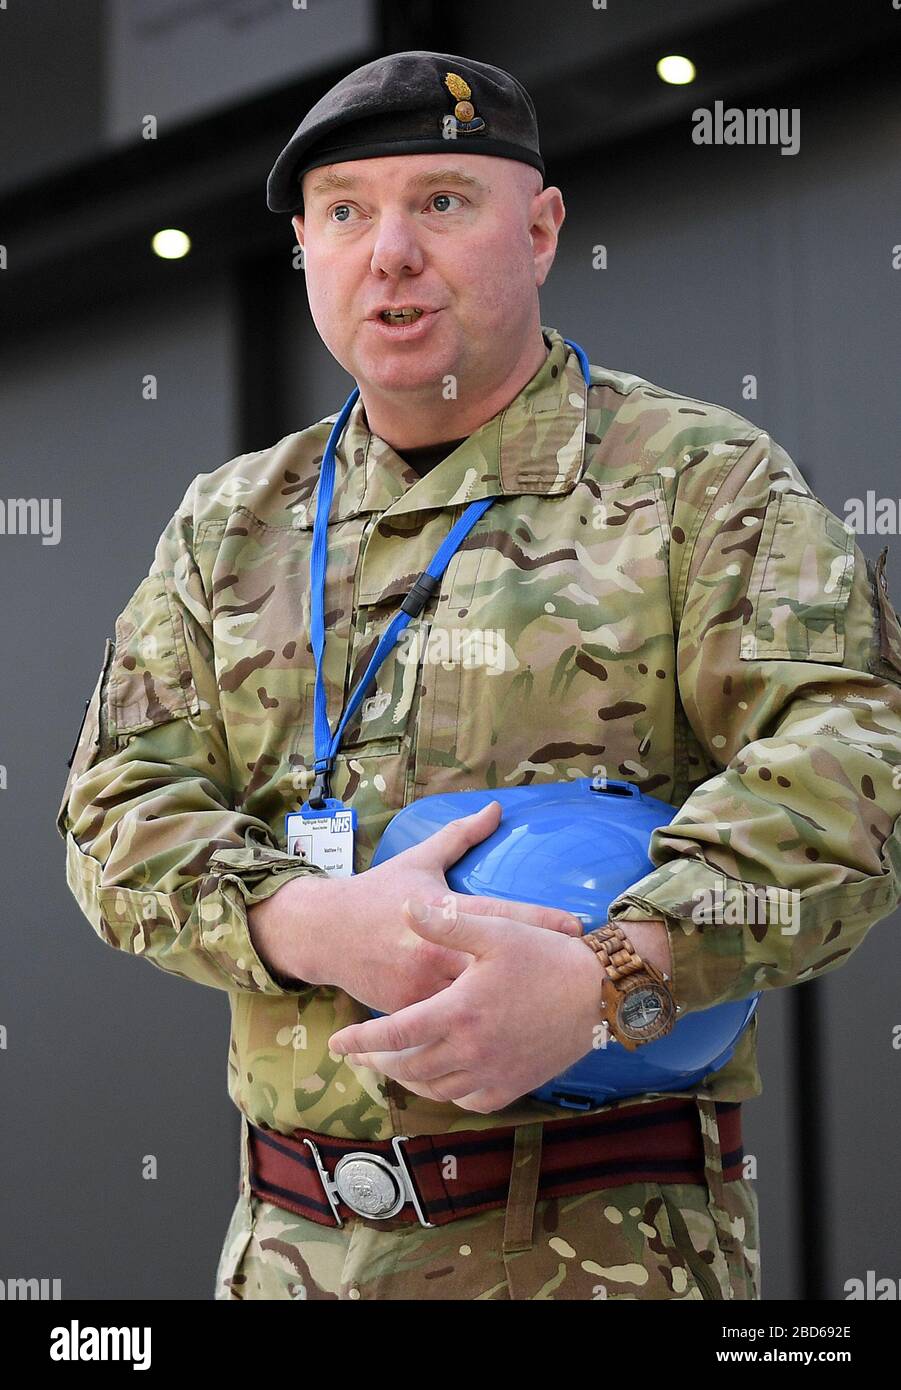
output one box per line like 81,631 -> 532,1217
306,338 -> 591,807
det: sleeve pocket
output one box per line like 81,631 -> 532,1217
740,491 -> 855,663
869,545 -> 901,684
56,636 -> 116,837
108,572 -> 202,737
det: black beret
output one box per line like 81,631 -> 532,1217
267,50 -> 544,215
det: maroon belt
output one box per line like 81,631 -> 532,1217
246,1096 -> 743,1229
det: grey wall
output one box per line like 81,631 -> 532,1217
0,275 -> 238,1300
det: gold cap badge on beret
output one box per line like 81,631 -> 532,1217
440,72 -> 486,136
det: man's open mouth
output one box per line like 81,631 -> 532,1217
379,308 -> 425,324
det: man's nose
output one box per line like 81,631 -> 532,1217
370,213 -> 425,279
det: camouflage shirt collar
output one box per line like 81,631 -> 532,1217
305,325 -> 589,526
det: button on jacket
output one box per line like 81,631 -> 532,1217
57,325 -> 901,1142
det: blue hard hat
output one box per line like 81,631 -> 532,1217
370,777 -> 760,1111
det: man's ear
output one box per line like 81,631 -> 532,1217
291,213 -> 304,248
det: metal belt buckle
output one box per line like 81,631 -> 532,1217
303,1135 -> 434,1229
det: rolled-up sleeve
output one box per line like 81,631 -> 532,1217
57,479 -> 328,996
607,434 -> 901,1013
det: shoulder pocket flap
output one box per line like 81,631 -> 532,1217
741,491 -> 855,663
56,636 -> 116,837
108,573 -> 201,737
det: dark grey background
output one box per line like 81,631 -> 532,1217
1,0 -> 899,1300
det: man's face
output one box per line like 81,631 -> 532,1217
293,153 -> 563,400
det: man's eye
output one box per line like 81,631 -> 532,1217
329,204 -> 359,223
429,193 -> 464,213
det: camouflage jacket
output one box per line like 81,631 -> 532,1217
57,325 -> 901,1141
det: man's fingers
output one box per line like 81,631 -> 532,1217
344,1040 -> 458,1084
405,1071 -> 479,1103
456,893 -> 584,937
329,989 -> 452,1056
403,800 -> 502,871
402,893 -> 510,954
381,1071 -> 479,1104
451,1090 -> 504,1114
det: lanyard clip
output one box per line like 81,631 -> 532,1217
307,757 -> 334,810
400,571 -> 440,618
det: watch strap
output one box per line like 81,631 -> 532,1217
581,924 -> 676,1050
581,924 -> 648,983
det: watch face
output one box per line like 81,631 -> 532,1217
622,988 -> 663,1031
617,978 -> 675,1041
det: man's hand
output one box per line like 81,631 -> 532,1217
248,800 -> 584,1012
328,894 -> 616,1113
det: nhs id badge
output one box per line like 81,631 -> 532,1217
285,798 -> 356,877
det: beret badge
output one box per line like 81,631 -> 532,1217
440,71 -> 486,136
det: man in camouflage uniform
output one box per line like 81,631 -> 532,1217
57,51 -> 901,1300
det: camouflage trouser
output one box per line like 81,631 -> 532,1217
214,1100 -> 761,1301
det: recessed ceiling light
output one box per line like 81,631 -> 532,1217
656,55 -> 697,85
152,229 -> 191,260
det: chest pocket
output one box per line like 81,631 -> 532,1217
413,477 -> 674,790
739,491 -> 855,663
335,509 -> 457,759
337,605 -> 431,753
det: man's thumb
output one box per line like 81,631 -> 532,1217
417,800 -> 502,870
403,894 -> 490,953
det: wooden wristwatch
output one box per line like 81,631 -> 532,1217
580,924 -> 677,1051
